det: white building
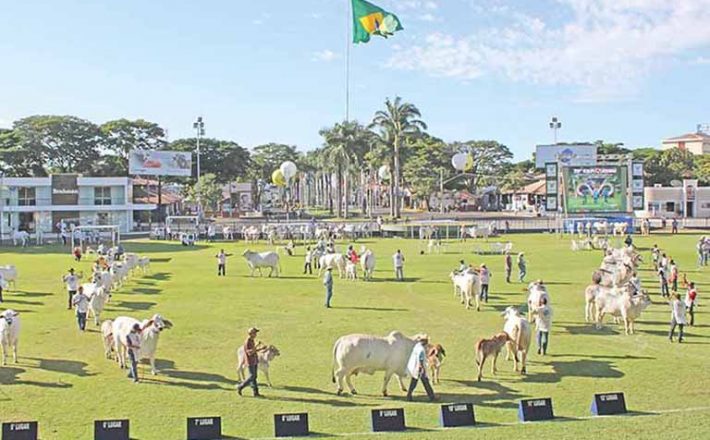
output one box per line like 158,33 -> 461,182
637,180 -> 707,218
661,132 -> 710,155
0,174 -> 156,234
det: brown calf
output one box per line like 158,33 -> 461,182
474,332 -> 511,381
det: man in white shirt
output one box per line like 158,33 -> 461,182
532,297 -> 553,355
304,247 -> 314,275
71,286 -> 89,331
406,335 -> 436,402
215,249 -> 232,276
479,264 -> 491,303
62,268 -> 81,310
392,250 -> 405,281
669,293 -> 687,343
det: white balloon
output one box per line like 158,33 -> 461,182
280,161 -> 298,180
451,153 -> 468,171
378,165 -> 390,180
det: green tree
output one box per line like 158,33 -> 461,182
187,173 -> 224,213
453,140 -> 513,191
370,97 -> 427,218
168,138 -> 252,184
100,119 -> 167,175
251,143 -> 301,181
402,135 -> 453,210
320,121 -> 374,218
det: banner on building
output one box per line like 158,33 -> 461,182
535,144 -> 597,168
631,162 -> 645,210
128,150 -> 192,177
545,162 -> 559,212
563,166 -> 628,213
51,174 -> 79,205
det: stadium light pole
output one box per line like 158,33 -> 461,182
549,117 -> 562,144
193,117 -> 205,179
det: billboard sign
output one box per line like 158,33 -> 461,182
535,144 -> 597,169
129,150 -> 192,177
563,166 -> 628,213
51,174 -> 79,205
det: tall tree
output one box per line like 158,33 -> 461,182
251,143 -> 301,181
370,97 -> 427,218
187,173 -> 224,213
401,135 -> 453,211
168,138 -> 252,184
453,140 -> 513,191
320,121 -> 373,218
100,119 -> 167,175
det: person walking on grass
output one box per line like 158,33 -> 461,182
126,323 -> 141,383
479,264 -> 491,303
517,252 -> 527,283
323,267 -> 334,308
62,268 -> 81,310
393,249 -> 405,281
504,251 -> 512,283
304,246 -> 313,275
651,244 -> 660,271
406,335 -> 436,402
215,249 -> 232,276
669,260 -> 679,292
532,297 -> 553,355
71,286 -> 89,331
237,327 -> 265,397
685,282 -> 698,327
669,293 -> 687,343
658,265 -> 670,298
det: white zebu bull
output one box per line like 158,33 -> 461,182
223,226 -> 233,240
112,314 -> 173,375
137,256 -> 150,273
319,253 -> 346,278
594,287 -> 652,335
0,265 -> 18,290
82,283 -> 110,326
110,262 -> 129,289
449,271 -> 481,310
360,249 -> 376,280
101,319 -> 114,359
242,250 -> 280,277
0,309 -> 20,365
502,306 -> 531,375
526,281 -> 550,321
331,331 -> 422,396
11,230 -> 29,247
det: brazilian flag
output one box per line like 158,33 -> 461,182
352,0 -> 403,44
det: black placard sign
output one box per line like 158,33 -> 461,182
439,403 -> 476,428
274,413 -> 309,437
186,417 -> 221,440
371,408 -> 406,432
94,419 -> 129,440
2,421 -> 38,440
591,392 -> 627,416
518,398 -> 554,422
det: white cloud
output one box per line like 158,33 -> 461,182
398,0 -> 439,11
0,118 -> 10,129
252,19 -> 263,25
312,50 -> 341,62
388,1 -> 710,100
693,56 -> 710,65
418,13 -> 439,22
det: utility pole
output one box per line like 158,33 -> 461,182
193,116 -> 205,216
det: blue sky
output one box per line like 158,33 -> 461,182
1,0 -> 710,160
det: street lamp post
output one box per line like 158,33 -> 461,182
549,117 -> 562,144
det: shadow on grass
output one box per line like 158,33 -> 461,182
525,360 -> 624,384
561,324 -> 619,336
1,298 -> 43,306
25,357 -> 95,377
336,306 -> 410,312
442,380 -> 525,409
110,300 -> 156,312
550,353 -> 654,360
133,288 -> 162,295
12,290 -> 53,298
0,366 -> 73,389
265,394 -> 377,408
145,272 -> 171,281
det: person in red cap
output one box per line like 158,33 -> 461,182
237,327 -> 266,397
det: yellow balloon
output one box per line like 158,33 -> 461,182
464,154 -> 474,171
272,169 -> 286,187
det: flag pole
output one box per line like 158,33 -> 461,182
345,0 -> 351,122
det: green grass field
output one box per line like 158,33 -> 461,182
1,233 -> 710,439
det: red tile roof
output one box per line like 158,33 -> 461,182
663,132 -> 710,143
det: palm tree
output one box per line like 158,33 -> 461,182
320,121 -> 372,218
370,97 -> 427,218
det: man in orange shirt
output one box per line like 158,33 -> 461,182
237,327 -> 265,397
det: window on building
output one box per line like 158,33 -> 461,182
94,187 -> 112,205
18,187 -> 36,206
647,202 -> 660,212
665,201 -> 675,212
